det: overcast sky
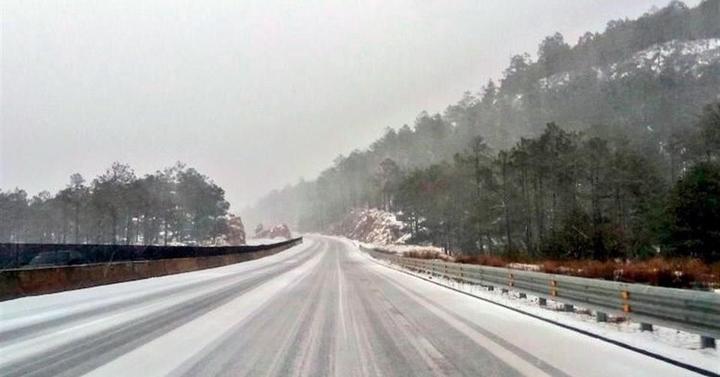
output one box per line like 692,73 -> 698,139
1,0 -> 701,210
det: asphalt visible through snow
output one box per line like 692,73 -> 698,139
0,236 -> 707,377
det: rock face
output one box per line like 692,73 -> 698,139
254,223 -> 292,240
330,208 -> 409,245
223,214 -> 246,245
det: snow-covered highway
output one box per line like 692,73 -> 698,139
0,236 -> 709,377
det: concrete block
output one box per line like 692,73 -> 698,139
701,336 -> 716,349
596,311 -> 608,322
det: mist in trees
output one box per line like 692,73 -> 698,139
245,1 -> 720,262
0,162 -> 244,246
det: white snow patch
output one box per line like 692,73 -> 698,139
536,38 -> 720,91
360,242 -> 447,259
611,38 -> 720,79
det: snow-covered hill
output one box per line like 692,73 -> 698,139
538,38 -> 720,91
612,38 -> 720,79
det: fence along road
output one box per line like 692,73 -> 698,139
0,235 -> 712,377
0,238 -> 304,300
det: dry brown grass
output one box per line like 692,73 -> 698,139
405,250 -> 442,260
541,257 -> 719,288
455,254 -> 507,267
452,254 -> 719,288
617,258 -> 718,287
541,260 -> 617,280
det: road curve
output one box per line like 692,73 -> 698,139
0,235 -> 706,377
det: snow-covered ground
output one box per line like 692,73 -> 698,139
245,237 -> 290,245
359,241 -> 446,257
0,240 -> 317,332
356,240 -> 719,374
1,235 -> 714,376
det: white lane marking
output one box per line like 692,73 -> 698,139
335,251 -> 348,342
83,250 -> 326,377
292,271 -> 330,377
347,295 -> 384,377
262,242 -> 329,377
375,291 -> 452,375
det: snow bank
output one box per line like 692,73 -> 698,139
361,242 -> 448,259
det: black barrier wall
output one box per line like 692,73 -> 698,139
0,238 -> 302,270
0,237 -> 304,301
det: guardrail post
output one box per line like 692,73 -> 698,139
563,303 -> 574,312
701,336 -> 716,349
596,311 -> 608,322
640,323 -> 653,332
621,290 -> 631,314
488,285 -> 494,291
538,297 -> 547,306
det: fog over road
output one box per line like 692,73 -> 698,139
0,236 -> 704,376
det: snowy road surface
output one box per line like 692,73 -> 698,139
0,236 -> 708,377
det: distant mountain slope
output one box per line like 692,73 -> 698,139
612,38 -> 720,78
538,38 -> 720,88
483,36 -> 720,148
245,0 -> 720,231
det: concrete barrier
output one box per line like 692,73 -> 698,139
0,238 -> 302,301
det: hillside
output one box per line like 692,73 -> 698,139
245,0 -> 720,262
329,208 -> 410,245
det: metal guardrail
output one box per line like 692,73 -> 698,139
363,247 -> 720,348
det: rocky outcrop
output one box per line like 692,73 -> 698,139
330,208 -> 410,245
255,223 -> 292,240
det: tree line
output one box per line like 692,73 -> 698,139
393,103 -> 720,263
0,163 -> 245,245
248,102 -> 719,263
245,1 -> 720,262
